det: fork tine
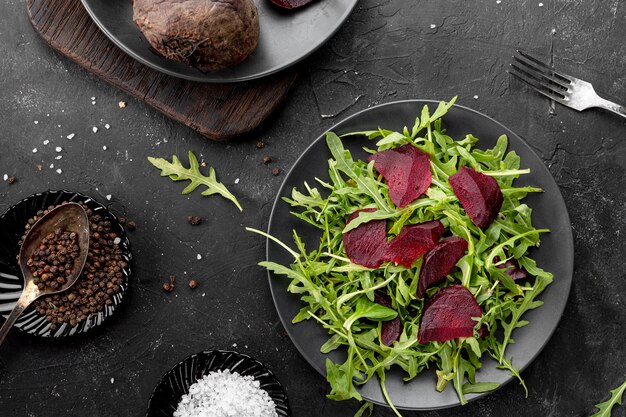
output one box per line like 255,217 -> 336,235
508,65 -> 567,103
516,50 -> 572,83
513,55 -> 571,90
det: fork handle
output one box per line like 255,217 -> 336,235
596,97 -> 626,119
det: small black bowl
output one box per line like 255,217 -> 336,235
0,190 -> 131,337
147,350 -> 291,417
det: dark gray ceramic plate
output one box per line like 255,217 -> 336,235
80,0 -> 358,83
266,100 -> 574,410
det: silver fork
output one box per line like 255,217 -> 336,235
509,50 -> 626,119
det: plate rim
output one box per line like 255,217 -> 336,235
265,99 -> 574,410
79,0 -> 359,83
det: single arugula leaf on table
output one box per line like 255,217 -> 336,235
590,380 -> 626,417
148,151 -> 242,211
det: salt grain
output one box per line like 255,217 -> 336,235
92,127 -> 98,133
55,155 -> 62,160
234,178 -> 240,184
34,120 -> 39,124
56,146 -> 62,152
538,2 -> 543,6
67,133 -> 75,139
50,164 -> 54,169
110,378 -> 115,384
106,194 -> 112,201
113,237 -> 121,245
430,24 -> 436,29
32,148 -> 38,153
197,254 -> 202,260
174,370 -> 277,417
2,174 -> 7,181
473,95 -> 479,99
105,124 -> 110,129
103,146 -> 108,151
43,140 -> 49,145
56,169 -> 62,174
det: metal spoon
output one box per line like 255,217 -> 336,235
0,202 -> 90,345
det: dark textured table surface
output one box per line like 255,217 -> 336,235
1,1 -> 625,416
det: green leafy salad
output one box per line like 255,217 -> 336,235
249,98 -> 553,415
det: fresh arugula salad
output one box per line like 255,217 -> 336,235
249,98 -> 553,415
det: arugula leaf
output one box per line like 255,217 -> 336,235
343,296 -> 398,330
590,380 -> 626,417
148,151 -> 242,211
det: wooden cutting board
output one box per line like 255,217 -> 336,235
25,0 -> 300,141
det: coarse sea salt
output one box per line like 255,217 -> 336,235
174,370 -> 277,417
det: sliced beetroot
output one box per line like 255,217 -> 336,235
342,209 -> 387,269
494,256 -> 528,281
368,144 -> 432,208
384,220 -> 444,268
375,291 -> 402,346
477,324 -> 490,339
418,284 -> 482,344
269,0 -> 317,10
381,317 -> 402,346
449,166 -> 503,228
417,236 -> 468,298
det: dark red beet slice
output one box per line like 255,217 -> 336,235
375,291 -> 402,346
477,324 -> 490,339
368,144 -> 432,208
418,285 -> 482,344
342,209 -> 387,268
494,256 -> 528,281
417,236 -> 468,298
270,0 -> 316,10
384,220 -> 444,268
449,166 -> 503,228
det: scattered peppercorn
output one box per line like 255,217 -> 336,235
262,156 -> 272,165
18,201 -> 127,329
272,168 -> 281,176
118,216 -> 126,226
6,176 -> 15,184
188,216 -> 202,226
162,275 -> 176,292
127,221 -> 136,231
256,141 -> 265,149
188,279 -> 198,289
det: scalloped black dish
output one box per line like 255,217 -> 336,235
147,350 -> 291,417
0,190 -> 131,337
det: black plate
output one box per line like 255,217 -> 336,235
146,350 -> 291,417
80,0 -> 358,83
0,190 -> 131,337
266,100 -> 574,410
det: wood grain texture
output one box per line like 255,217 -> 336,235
25,0 -> 299,141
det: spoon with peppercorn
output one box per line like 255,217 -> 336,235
0,202 -> 90,345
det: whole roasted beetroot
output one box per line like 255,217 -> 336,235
417,236 -> 468,298
449,166 -> 503,228
368,144 -> 432,208
133,0 -> 259,69
342,209 -> 387,268
270,0 -> 317,9
418,285 -> 482,344
384,220 -> 444,268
